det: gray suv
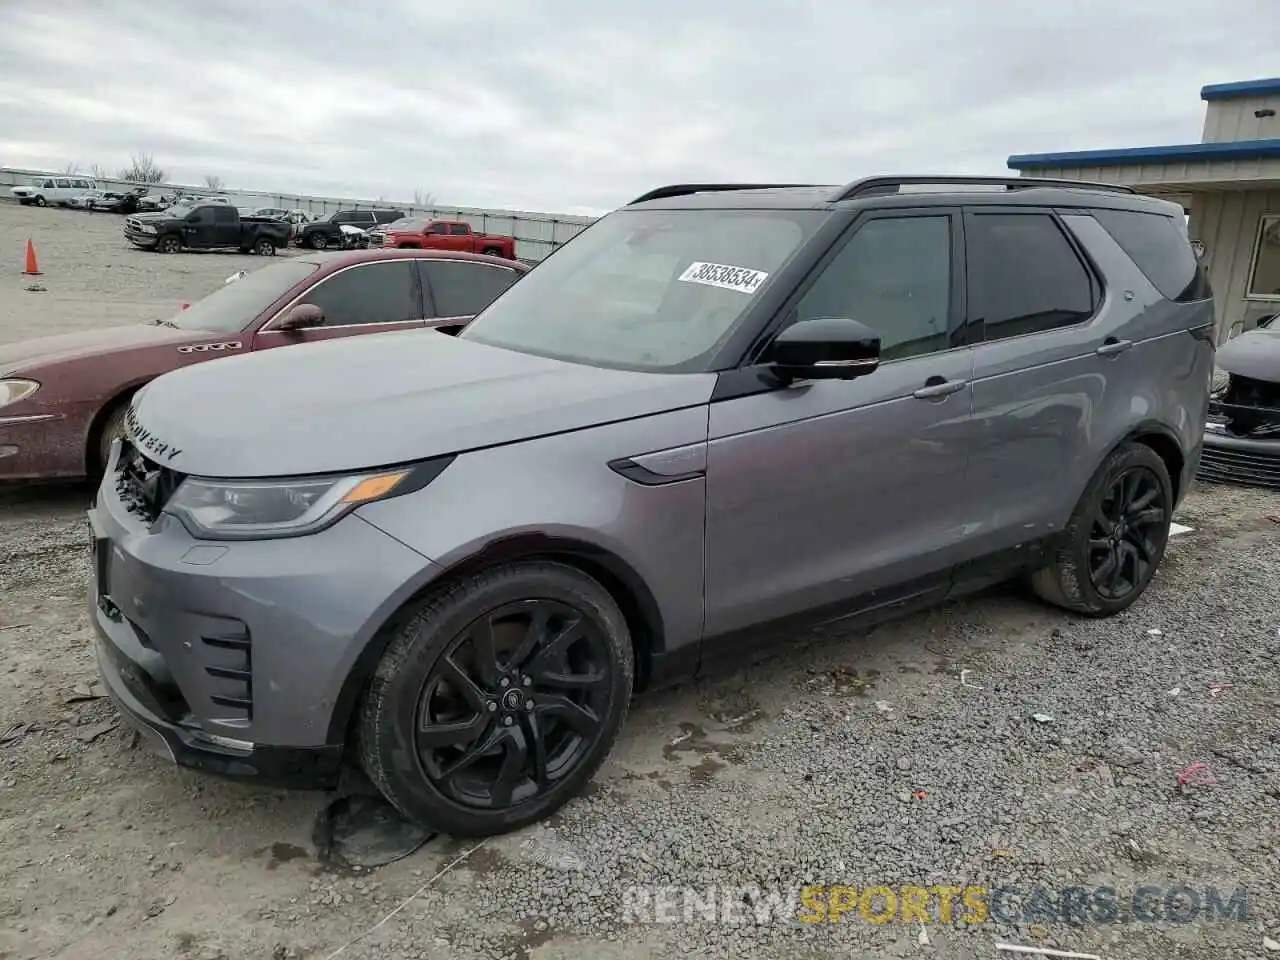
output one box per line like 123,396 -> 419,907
90,176 -> 1215,836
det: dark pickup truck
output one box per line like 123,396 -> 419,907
295,208 -> 403,250
123,202 -> 293,255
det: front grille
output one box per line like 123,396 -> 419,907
115,439 -> 187,523
1198,443 -> 1280,489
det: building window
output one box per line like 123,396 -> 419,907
1247,214 -> 1280,300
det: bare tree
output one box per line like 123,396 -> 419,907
203,174 -> 225,192
62,161 -> 80,175
118,152 -> 167,184
90,163 -> 110,180
412,187 -> 435,207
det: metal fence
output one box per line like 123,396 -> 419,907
0,166 -> 598,261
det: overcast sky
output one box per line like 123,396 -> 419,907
0,0 -> 1275,215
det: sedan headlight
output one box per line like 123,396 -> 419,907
0,379 -> 40,409
163,457 -> 453,540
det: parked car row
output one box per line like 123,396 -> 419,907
3,175 -> 1221,841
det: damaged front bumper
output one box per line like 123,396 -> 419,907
1199,373 -> 1280,489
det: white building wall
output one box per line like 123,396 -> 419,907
1201,94 -> 1280,143
1191,189 -> 1280,336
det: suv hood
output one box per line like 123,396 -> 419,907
1217,326 -> 1280,382
0,323 -> 190,373
129,329 -> 716,477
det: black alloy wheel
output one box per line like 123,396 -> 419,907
415,599 -> 612,810
359,561 -> 633,836
1086,466 -> 1168,601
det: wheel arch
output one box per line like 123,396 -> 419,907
85,381 -> 150,474
325,532 -> 667,746
1067,419 -> 1186,519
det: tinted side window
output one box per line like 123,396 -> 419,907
421,261 -> 520,317
302,261 -> 420,326
332,211 -> 354,223
449,223 -> 470,236
966,213 -> 1094,341
1092,208 -> 1210,302
427,222 -> 449,235
55,178 -> 70,188
794,215 -> 953,361
214,206 -> 237,223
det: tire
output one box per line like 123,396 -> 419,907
309,233 -> 328,250
34,195 -> 46,207
94,401 -> 130,476
156,234 -> 181,254
253,238 -> 276,256
359,560 -> 634,836
481,247 -> 502,258
1030,442 -> 1173,617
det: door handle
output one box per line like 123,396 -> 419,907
912,377 -> 967,400
1096,338 -> 1133,356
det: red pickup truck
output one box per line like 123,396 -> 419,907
368,218 -> 517,259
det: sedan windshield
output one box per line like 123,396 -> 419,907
168,261 -> 320,333
459,207 -> 824,372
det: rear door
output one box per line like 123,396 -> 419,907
251,259 -> 428,349
416,258 -> 522,330
963,207 -> 1112,556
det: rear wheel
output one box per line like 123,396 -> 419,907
481,246 -> 502,257
1030,442 -> 1173,616
359,561 -> 633,836
253,238 -> 276,256
309,233 -> 328,250
156,234 -> 181,254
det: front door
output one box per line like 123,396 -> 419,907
251,259 -> 427,349
703,209 -> 978,639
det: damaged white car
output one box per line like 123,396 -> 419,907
1201,313 -> 1280,488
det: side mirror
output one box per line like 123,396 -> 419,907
278,303 -> 325,331
762,317 -> 881,382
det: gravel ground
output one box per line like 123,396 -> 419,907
2,199 -> 1279,960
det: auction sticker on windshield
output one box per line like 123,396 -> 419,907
678,261 -> 769,294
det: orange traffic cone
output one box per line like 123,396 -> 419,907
22,239 -> 41,276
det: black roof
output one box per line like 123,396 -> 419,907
624,176 -> 1182,216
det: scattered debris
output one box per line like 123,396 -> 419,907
995,944 -> 1101,960
873,700 -> 894,717
720,710 -> 763,729
1176,762 -> 1217,789
65,681 -> 106,703
1209,683 -> 1234,697
73,720 -> 118,743
913,791 -> 927,801
143,895 -> 176,919
312,792 -> 434,870
959,669 -> 983,690
669,730 -> 694,748
1265,515 -> 1280,525
1168,687 -> 1181,697
1168,522 -> 1194,536
1031,713 -> 1055,724
1147,628 -> 1163,637
24,283 -> 46,293
0,623 -> 31,632
1262,935 -> 1280,952
0,723 -> 31,746
917,924 -> 930,946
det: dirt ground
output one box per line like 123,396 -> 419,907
1,200 -> 1278,960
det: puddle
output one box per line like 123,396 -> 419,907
262,842 -> 309,870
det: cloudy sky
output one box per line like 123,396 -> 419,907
0,0 -> 1275,215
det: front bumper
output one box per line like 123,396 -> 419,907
1199,425 -> 1280,489
122,225 -> 158,248
88,443 -> 437,786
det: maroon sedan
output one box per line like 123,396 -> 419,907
0,249 -> 528,482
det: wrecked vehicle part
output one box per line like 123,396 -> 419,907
1200,314 -> 1280,488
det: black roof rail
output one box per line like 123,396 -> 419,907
627,183 -> 819,205
832,175 -> 1136,202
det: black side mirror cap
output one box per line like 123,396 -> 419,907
763,317 -> 881,381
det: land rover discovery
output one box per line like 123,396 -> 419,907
90,176 -> 1216,836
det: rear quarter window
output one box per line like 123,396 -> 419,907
1091,208 -> 1211,303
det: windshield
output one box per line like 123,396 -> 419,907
459,208 -> 823,372
168,261 -> 320,333
385,218 -> 426,231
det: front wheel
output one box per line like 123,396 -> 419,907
309,234 -> 328,250
156,234 -> 181,254
481,247 -> 503,258
33,195 -> 46,207
359,561 -> 634,836
1030,442 -> 1173,616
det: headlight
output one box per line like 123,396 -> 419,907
0,379 -> 40,409
163,457 -> 453,540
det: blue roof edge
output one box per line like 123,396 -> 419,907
1008,138 -> 1280,170
1200,78 -> 1280,101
